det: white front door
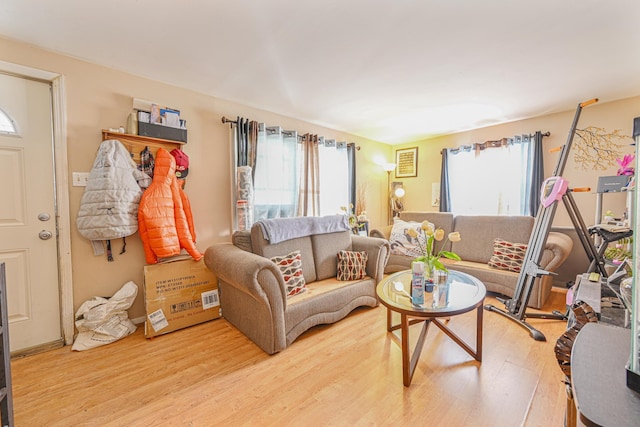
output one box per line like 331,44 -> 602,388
0,72 -> 62,352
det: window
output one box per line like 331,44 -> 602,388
0,108 -> 18,135
253,127 -> 300,220
234,119 -> 355,228
252,133 -> 351,221
447,142 -> 532,215
318,142 -> 349,216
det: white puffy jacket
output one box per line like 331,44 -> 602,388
76,139 -> 151,241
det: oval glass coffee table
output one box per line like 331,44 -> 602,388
376,269 -> 486,386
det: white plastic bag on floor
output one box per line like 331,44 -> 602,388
72,281 -> 138,351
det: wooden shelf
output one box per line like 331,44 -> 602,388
101,130 -> 185,165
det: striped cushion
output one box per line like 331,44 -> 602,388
488,238 -> 528,273
271,250 -> 307,298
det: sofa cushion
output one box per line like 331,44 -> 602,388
487,238 -> 528,273
271,250 -> 307,298
400,211 -> 455,252
251,224 -> 317,283
287,276 -> 365,305
451,215 -> 534,263
389,218 -> 429,257
311,230 -> 353,280
337,250 -> 368,281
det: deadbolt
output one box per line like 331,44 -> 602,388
38,213 -> 51,221
39,230 -> 53,240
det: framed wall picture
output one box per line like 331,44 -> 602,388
395,147 -> 418,178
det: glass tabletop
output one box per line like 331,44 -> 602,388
376,269 -> 486,316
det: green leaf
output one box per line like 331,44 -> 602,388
440,251 -> 461,261
431,259 -> 448,272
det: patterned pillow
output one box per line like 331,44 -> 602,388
389,218 -> 430,257
337,250 -> 368,281
271,250 -> 306,298
488,238 -> 528,273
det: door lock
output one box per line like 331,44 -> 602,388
39,230 -> 53,240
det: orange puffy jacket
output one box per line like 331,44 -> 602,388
138,148 -> 202,264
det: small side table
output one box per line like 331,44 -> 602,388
376,270 -> 486,386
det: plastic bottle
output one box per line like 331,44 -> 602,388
411,261 -> 425,305
126,112 -> 138,135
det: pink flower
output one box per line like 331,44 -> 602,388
617,154 -> 635,176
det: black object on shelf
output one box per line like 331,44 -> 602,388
138,122 -> 187,143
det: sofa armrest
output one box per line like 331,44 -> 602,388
541,231 -> 574,272
369,224 -> 392,240
204,243 -> 290,354
204,243 -> 287,309
351,235 -> 390,283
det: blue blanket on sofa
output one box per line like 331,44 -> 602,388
255,215 -> 350,244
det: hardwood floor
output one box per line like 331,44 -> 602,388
11,289 -> 570,426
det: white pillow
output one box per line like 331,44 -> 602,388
389,218 -> 431,257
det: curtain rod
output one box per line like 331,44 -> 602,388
447,131 -> 550,154
221,116 -> 237,127
221,115 -> 360,150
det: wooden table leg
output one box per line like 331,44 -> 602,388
476,302 -> 483,362
401,314 -> 431,387
401,314 -> 410,386
431,309 -> 483,362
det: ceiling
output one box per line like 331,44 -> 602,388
1,0 -> 639,144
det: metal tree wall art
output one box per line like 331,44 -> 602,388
573,126 -> 632,171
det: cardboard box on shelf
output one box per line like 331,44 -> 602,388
144,257 -> 220,338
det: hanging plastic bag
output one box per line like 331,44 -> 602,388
72,281 -> 138,351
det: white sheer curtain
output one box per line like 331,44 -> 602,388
447,142 -> 531,215
318,141 -> 349,216
253,126 -> 300,220
243,124 -> 352,222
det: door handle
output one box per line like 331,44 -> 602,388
39,230 -> 53,240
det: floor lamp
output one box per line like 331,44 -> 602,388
382,162 -> 396,224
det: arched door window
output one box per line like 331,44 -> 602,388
0,107 -> 18,135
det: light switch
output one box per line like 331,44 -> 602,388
72,172 -> 90,187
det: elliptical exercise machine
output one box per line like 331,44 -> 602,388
484,98 -> 621,341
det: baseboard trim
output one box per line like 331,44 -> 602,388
11,338 -> 64,359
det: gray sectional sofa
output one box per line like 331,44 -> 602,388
204,217 -> 390,354
370,211 -> 573,309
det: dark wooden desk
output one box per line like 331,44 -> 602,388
571,323 -> 640,426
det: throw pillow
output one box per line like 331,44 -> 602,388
488,238 -> 528,273
271,250 -> 306,298
389,218 -> 431,257
337,250 -> 368,281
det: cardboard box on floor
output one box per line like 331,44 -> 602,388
144,257 -> 221,338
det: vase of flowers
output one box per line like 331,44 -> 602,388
340,204 -> 365,235
406,221 -> 462,279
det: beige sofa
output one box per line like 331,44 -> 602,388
204,218 -> 390,354
370,212 -> 573,309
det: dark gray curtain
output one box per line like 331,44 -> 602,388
524,131 -> 545,216
236,116 -> 248,166
439,149 -> 451,212
235,117 -> 259,180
